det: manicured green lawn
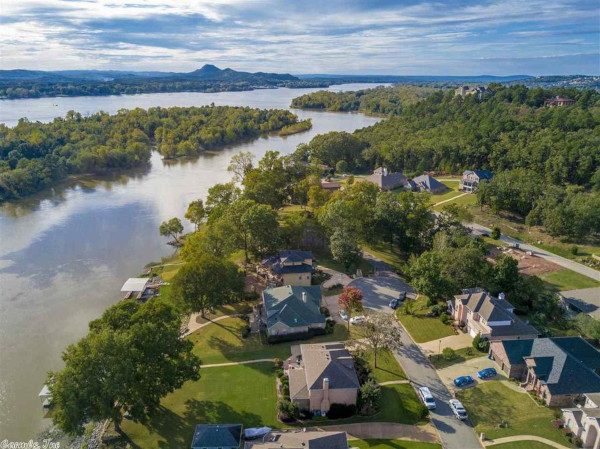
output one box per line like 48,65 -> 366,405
441,180 -> 460,189
121,362 -> 278,449
396,296 -> 455,343
430,347 -> 481,369
487,442 -> 559,449
351,439 -> 441,449
432,192 -> 477,211
189,317 -> 349,365
361,348 -> 407,383
539,268 -> 600,291
315,251 -> 375,276
361,241 -> 405,271
456,381 -> 571,447
193,301 -> 256,324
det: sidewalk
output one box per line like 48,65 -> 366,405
182,314 -> 230,338
484,435 -> 571,449
319,266 -> 353,288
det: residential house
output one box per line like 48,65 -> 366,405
365,167 -> 408,191
191,424 -> 243,449
454,86 -> 488,99
449,289 -> 539,340
545,96 -> 576,107
262,250 -> 314,286
262,285 -> 326,338
559,288 -> 600,319
459,170 -> 493,193
244,430 -> 349,449
562,393 -> 600,449
287,342 -> 360,415
489,337 -> 600,406
320,181 -> 342,191
409,174 -> 447,193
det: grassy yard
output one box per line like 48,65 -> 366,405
487,443 -> 559,449
456,381 -> 571,447
361,241 -> 405,271
430,346 -> 481,370
396,296 -> 456,343
192,301 -> 256,325
539,269 -> 600,291
432,192 -> 477,211
188,317 -> 349,365
121,363 -> 278,449
350,439 -> 441,449
359,348 -> 407,383
315,251 -> 374,276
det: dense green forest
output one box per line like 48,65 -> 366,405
291,85 -> 437,115
0,106 -> 298,201
295,84 -> 600,238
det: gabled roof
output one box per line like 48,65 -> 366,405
300,342 -> 360,391
191,424 -> 242,449
365,167 -> 407,190
560,288 -> 600,319
262,250 -> 314,274
411,174 -> 446,192
499,337 -> 600,395
263,286 -> 325,329
454,290 -> 538,337
279,250 -> 314,262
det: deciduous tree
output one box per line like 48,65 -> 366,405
361,312 -> 403,367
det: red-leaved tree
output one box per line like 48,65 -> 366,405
338,286 -> 364,332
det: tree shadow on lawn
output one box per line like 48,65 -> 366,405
124,400 -> 264,449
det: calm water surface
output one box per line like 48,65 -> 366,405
0,84 -> 384,439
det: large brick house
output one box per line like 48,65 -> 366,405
287,342 -> 360,415
365,167 -> 408,191
262,285 -> 326,338
449,289 -> 539,341
490,337 -> 600,406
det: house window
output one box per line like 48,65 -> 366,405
299,276 -> 302,280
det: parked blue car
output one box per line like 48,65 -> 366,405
453,376 -> 474,387
477,368 -> 497,379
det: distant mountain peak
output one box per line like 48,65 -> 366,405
190,64 -> 222,75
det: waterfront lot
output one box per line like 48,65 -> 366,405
456,381 -> 571,447
122,362 -> 278,449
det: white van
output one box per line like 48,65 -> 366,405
418,386 -> 436,410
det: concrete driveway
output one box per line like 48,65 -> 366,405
348,276 -> 415,313
322,294 -> 345,324
437,355 -> 506,394
419,333 -> 473,357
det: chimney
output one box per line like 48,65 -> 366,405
321,377 -> 331,414
302,291 -> 307,303
499,292 -> 505,300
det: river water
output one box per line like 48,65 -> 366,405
0,84 -> 384,440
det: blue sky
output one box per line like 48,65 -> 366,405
0,0 -> 598,75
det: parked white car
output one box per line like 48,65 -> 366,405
417,387 -> 436,410
449,399 -> 468,420
339,310 -> 349,321
349,315 -> 366,325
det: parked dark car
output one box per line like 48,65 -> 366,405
453,376 -> 475,387
398,291 -> 406,301
477,368 -> 497,379
389,298 -> 399,309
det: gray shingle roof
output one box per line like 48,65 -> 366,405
191,424 -> 242,449
263,286 -> 325,329
300,342 -> 360,391
365,167 -> 407,190
410,174 -> 446,192
560,288 -> 600,318
500,337 -> 600,395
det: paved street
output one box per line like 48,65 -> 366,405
353,272 -> 483,449
395,323 -> 484,449
468,222 -> 600,281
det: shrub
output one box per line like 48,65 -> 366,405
419,403 -> 430,420
347,175 -> 355,185
277,400 -> 300,422
274,358 -> 283,369
473,333 -> 490,352
440,313 -> 450,324
353,352 -> 373,385
281,384 -> 290,399
241,325 -> 251,338
359,379 -> 381,415
327,403 -> 356,419
491,226 -> 501,239
442,347 -> 456,360
320,306 -> 330,316
574,437 -> 583,447
275,368 -> 284,378
465,347 -> 474,356
325,319 -> 335,334
430,305 -> 444,316
426,297 -> 438,307
571,245 -> 579,255
240,314 -> 250,322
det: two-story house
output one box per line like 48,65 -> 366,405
262,250 -> 314,286
459,170 -> 493,193
449,289 -> 539,341
287,342 -> 360,415
365,167 -> 408,191
490,337 -> 600,407
544,96 -> 576,107
562,393 -> 600,449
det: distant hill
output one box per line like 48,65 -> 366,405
296,74 -> 533,83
